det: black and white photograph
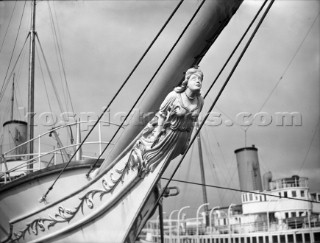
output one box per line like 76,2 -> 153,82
0,1 -> 319,242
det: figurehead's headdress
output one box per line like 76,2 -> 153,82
184,66 -> 203,82
174,66 -> 203,94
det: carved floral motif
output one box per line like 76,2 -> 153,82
10,158 -> 141,242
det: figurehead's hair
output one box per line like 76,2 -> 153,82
174,66 -> 203,94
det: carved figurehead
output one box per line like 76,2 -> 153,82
129,67 -> 204,175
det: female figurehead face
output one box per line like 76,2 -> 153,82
187,72 -> 203,92
174,67 -> 203,94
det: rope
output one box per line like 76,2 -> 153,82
0,0 -> 18,54
201,0 -> 268,135
203,0 -> 268,99
161,177 -> 320,204
201,127 -> 224,205
244,11 -> 320,135
35,34 -> 65,114
44,2 -> 75,144
151,0 -> 276,215
256,12 -> 319,114
198,0 -> 268,202
0,1 -> 27,103
36,43 -> 53,114
14,42 -> 28,120
48,3 -> 68,113
47,0 -> 75,115
0,34 -> 29,104
179,142 -> 195,209
40,0 -> 184,202
86,0 -> 206,177
298,117 -> 320,173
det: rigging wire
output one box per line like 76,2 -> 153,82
47,1 -> 74,144
86,0 -> 206,177
298,117 -> 320,173
211,136 -> 239,204
204,97 -> 235,185
47,0 -> 75,115
257,153 -> 271,177
3,99 -> 11,123
177,140 -> 195,209
36,43 -> 53,114
39,0 -> 185,202
201,103 -> 239,203
47,3 -> 67,112
161,177 -> 320,205
0,135 -> 3,147
197,0 -> 319,203
0,0 -> 18,55
14,41 -> 28,120
35,34 -> 65,115
227,164 -> 240,204
0,34 -> 29,104
199,0 -> 269,159
201,126 -> 224,205
13,87 -> 22,120
203,0 -> 268,100
0,0 -> 27,102
243,11 -> 320,135
258,12 -> 319,114
196,0 -> 270,158
55,10 -> 74,116
151,0 -> 276,215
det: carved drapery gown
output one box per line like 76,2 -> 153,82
129,90 -> 204,174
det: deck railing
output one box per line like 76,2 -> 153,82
142,217 -> 320,243
0,120 -> 122,184
141,214 -> 320,241
270,177 -> 309,190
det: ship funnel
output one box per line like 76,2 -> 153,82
1,120 -> 27,161
263,171 -> 272,191
234,145 -> 263,192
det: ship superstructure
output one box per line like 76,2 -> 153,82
0,1 -> 243,242
140,146 -> 320,243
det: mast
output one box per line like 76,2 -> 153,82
10,74 -> 15,121
27,0 -> 36,172
196,122 -> 209,226
97,0 -> 244,173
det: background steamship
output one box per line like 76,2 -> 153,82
140,145 -> 320,243
0,0 -> 319,242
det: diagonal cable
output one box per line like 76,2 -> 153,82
40,0 -> 185,202
0,34 -> 29,103
0,0 -> 18,54
298,117 -> 320,173
36,34 -> 65,114
152,0 -> 275,216
0,0 -> 27,101
162,177 -> 320,204
86,0 -> 206,177
203,0 -> 268,99
244,11 -> 320,134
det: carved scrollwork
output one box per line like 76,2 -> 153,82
10,156 -> 142,242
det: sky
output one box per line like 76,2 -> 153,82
0,0 -> 319,218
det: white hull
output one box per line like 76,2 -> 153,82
1,151 -> 164,243
0,1 -> 243,242
0,160 -> 98,232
